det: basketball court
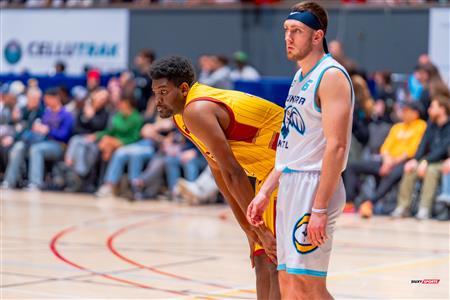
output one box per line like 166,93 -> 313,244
1,190 -> 448,299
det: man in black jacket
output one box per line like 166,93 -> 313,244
392,94 -> 450,219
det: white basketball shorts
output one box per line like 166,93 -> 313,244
276,171 -> 345,277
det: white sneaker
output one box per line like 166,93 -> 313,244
0,181 -> 12,190
24,183 -> 40,192
391,206 -> 408,218
436,194 -> 450,204
95,185 -> 114,198
177,179 -> 202,205
416,207 -> 431,220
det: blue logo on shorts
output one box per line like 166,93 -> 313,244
292,213 -> 318,254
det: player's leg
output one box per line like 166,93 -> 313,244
254,179 -> 280,299
287,274 -> 333,300
254,253 -> 280,300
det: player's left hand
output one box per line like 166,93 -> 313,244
307,212 -> 329,247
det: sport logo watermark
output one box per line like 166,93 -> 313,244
411,279 -> 440,284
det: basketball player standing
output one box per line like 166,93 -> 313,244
247,1 -> 354,299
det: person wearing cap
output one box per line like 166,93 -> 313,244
86,69 -> 101,92
393,94 -> 450,220
247,2 -> 353,299
230,51 -> 261,81
345,101 -> 427,219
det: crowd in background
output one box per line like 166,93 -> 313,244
0,50 -> 258,204
1,44 -> 449,221
1,0 -> 449,7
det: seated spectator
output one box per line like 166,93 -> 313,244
436,153 -> 450,204
130,132 -> 205,201
229,51 -> 260,81
175,166 -> 219,205
58,88 -> 110,189
2,88 -> 73,190
95,117 -> 173,198
65,85 -> 89,118
0,87 -> 18,171
1,88 -> 44,177
86,69 -> 102,92
373,71 -> 395,123
86,93 -> 143,164
345,101 -> 427,218
198,55 -> 232,90
392,94 -> 450,219
164,133 -> 206,197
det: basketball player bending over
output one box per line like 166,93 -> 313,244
150,56 -> 283,299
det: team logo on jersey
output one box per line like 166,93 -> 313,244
281,105 -> 306,138
292,213 -> 318,254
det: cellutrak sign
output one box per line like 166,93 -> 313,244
1,9 -> 129,75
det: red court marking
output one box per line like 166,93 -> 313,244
106,220 -> 229,289
49,225 -> 187,296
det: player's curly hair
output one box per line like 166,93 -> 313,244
150,56 -> 196,87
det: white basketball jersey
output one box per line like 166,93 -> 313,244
275,54 -> 354,172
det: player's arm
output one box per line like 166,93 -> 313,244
183,101 -> 277,262
205,156 -> 257,236
308,68 -> 352,247
183,101 -> 255,213
247,168 -> 281,226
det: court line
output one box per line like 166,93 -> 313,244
106,219 -> 231,289
49,217 -> 189,297
328,254 -> 450,281
339,222 -> 450,238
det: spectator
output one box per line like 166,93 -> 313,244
95,117 -> 173,198
413,63 -> 448,119
2,88 -> 73,190
130,132 -> 205,201
436,153 -> 450,204
373,71 -> 395,123
86,69 -> 101,92
53,61 -> 66,76
1,88 -> 44,176
230,51 -> 260,81
345,101 -> 427,218
86,93 -> 143,164
408,54 -> 431,101
198,55 -> 232,89
65,85 -> 89,118
73,88 -> 109,136
328,39 -> 358,72
164,133 -> 206,197
62,88 -> 110,184
175,166 -> 219,205
392,94 -> 450,219
133,49 -> 155,112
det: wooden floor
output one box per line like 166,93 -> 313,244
1,190 -> 449,300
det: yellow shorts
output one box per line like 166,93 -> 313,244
254,178 -> 278,256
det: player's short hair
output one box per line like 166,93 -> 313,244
291,1 -> 328,34
150,56 -> 196,87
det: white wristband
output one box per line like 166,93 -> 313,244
311,207 -> 327,214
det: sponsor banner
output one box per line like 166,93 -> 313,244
1,9 -> 129,75
429,8 -> 450,87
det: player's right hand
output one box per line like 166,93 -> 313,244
246,192 -> 270,227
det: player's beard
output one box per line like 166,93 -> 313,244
287,35 -> 314,62
157,106 -> 174,118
